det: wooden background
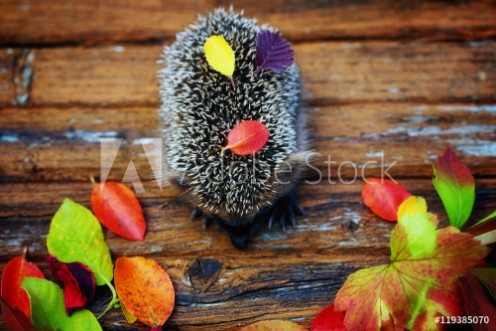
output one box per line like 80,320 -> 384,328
1,1 -> 496,330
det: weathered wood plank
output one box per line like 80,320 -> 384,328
0,179 -> 495,330
1,0 -> 496,45
0,104 -> 494,182
0,42 -> 484,106
0,49 -> 16,105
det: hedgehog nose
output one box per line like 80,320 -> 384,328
230,233 -> 250,249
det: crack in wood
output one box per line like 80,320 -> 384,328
13,48 -> 34,106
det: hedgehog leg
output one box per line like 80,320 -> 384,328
267,191 -> 304,230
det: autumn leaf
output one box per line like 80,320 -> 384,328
361,178 -> 412,221
459,273 -> 496,331
114,256 -> 175,328
397,196 -> 427,221
91,182 -> 146,241
334,211 -> 489,330
471,268 -> 496,300
1,254 -> 44,331
204,35 -> 236,88
255,30 -> 294,74
433,147 -> 475,228
47,199 -> 113,286
0,296 -> 35,331
47,255 -> 96,315
221,120 -> 269,156
22,277 -> 101,331
240,320 -> 307,331
311,304 -> 345,331
47,199 -> 117,318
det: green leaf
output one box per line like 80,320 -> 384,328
47,198 -> 113,286
22,277 -> 101,331
470,210 -> 496,230
432,147 -> 475,228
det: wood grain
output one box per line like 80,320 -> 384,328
0,41 -> 492,106
0,103 -> 494,182
1,0 -> 496,45
0,179 -> 495,330
1,1 -> 495,330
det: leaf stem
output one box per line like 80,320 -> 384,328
96,272 -> 119,320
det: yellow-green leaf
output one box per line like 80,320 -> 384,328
204,35 -> 235,84
397,196 -> 427,222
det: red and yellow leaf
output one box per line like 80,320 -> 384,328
240,320 -> 307,331
433,147 -> 475,228
311,304 -> 345,331
91,182 -> 146,241
114,256 -> 175,328
221,120 -> 269,156
47,255 -> 96,315
335,212 -> 489,330
361,178 -> 411,221
1,255 -> 44,331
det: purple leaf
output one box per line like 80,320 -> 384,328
255,30 -> 294,74
47,255 -> 96,315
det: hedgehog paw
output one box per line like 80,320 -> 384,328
267,191 -> 304,231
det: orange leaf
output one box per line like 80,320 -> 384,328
221,120 -> 269,156
361,178 -> 411,221
240,320 -> 307,331
91,182 -> 146,240
1,254 -> 44,331
114,256 -> 175,328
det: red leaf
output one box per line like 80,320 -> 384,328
311,304 -> 346,331
361,178 -> 411,221
221,120 -> 269,156
435,147 -> 474,186
459,273 -> 496,331
1,255 -> 44,331
0,296 -> 35,331
47,255 -> 96,315
91,182 -> 146,240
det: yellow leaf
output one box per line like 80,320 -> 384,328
397,196 -> 427,222
204,35 -> 235,80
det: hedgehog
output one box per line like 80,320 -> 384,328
158,8 -> 311,248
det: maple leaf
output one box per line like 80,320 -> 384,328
334,210 -> 488,330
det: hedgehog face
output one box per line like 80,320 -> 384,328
159,9 -> 306,228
